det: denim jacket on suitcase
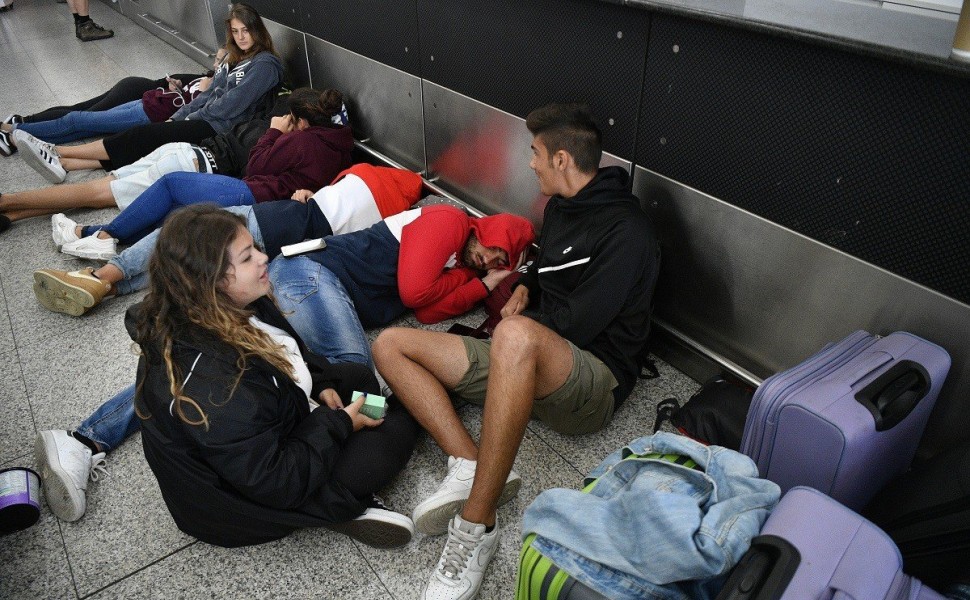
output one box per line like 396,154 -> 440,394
522,432 -> 781,600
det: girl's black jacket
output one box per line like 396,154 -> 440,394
127,297 -> 379,547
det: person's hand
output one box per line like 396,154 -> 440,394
318,388 -> 343,410
481,267 -> 516,293
197,76 -> 213,93
501,284 -> 529,317
270,114 -> 295,133
291,189 -> 313,203
166,77 -> 183,92
342,392 -> 384,431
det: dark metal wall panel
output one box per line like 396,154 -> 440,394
636,14 -> 970,305
417,0 -> 650,161
236,0 -> 302,31
302,0 -> 421,76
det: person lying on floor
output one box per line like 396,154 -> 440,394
0,48 -> 224,151
35,203 -> 533,525
33,164 -> 423,317
36,205 -> 421,548
42,87 -> 353,259
8,3 -> 283,184
0,86 -> 342,232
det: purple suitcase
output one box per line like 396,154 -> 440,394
716,487 -> 946,600
739,331 -> 950,511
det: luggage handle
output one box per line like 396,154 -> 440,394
714,535 -> 800,600
855,361 -> 931,432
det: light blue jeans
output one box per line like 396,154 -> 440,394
75,384 -> 139,452
109,205 -> 261,296
268,255 -> 372,367
17,100 -> 151,145
523,432 -> 781,600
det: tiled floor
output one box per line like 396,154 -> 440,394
0,2 -> 700,598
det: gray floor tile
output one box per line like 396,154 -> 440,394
86,533 -> 393,600
0,289 -> 17,356
0,349 -> 35,462
96,26 -> 205,76
0,455 -> 77,600
364,405 -> 583,599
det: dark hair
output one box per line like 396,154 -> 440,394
525,103 -> 602,173
287,88 -> 345,128
224,3 -> 276,64
133,205 -> 292,428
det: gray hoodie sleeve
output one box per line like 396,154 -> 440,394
170,61 -> 226,122
184,53 -> 281,132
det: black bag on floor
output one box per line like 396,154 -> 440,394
655,375 -> 755,450
862,442 -> 970,590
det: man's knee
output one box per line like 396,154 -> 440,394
372,328 -> 411,366
491,315 -> 542,356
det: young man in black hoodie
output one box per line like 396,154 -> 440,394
373,103 -> 659,600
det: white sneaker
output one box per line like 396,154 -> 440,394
422,515 -> 499,600
61,232 -> 118,260
51,213 -> 80,248
34,430 -> 108,522
0,129 -> 14,157
413,456 -> 521,536
15,129 -> 65,183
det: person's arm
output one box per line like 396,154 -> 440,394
533,219 -> 653,347
395,209 -> 491,323
169,67 -> 220,121
176,353 -> 357,510
187,57 -> 279,126
243,124 -> 285,174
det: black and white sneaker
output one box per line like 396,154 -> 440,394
2,114 -> 24,126
329,495 -> 415,549
15,129 -> 66,183
0,129 -> 15,157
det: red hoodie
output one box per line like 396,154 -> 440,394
398,205 -> 535,323
243,125 -> 354,202
331,163 -> 424,218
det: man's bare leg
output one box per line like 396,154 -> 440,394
0,176 -> 116,222
373,328 -> 479,460
460,315 -> 574,527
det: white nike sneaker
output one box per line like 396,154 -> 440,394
60,232 -> 118,260
51,213 -> 80,248
412,456 -> 521,536
422,515 -> 499,600
34,430 -> 108,522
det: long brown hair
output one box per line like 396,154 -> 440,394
133,205 -> 293,428
224,3 -> 277,65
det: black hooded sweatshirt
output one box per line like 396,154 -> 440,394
517,166 -> 659,407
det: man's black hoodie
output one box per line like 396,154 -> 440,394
518,166 -> 659,406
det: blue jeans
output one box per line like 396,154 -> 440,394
82,172 -> 255,244
109,205 -> 262,296
74,385 -> 139,452
268,255 -> 372,367
17,100 -> 151,145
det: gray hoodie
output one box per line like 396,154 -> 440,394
171,51 -> 283,135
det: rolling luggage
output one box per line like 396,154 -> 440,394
716,486 -> 945,600
863,442 -> 970,591
739,330 -> 950,510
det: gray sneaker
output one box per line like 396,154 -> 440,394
76,20 -> 113,42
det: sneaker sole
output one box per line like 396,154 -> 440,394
34,431 -> 85,522
414,476 -> 522,536
33,273 -> 94,317
19,143 -> 66,184
330,514 -> 414,549
60,245 -> 117,261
